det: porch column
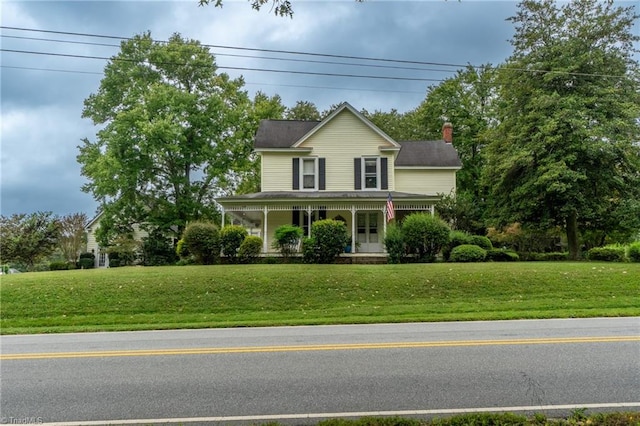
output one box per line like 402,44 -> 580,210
221,207 -> 225,228
262,206 -> 268,253
350,206 -> 356,253
306,205 -> 312,237
430,204 -> 435,216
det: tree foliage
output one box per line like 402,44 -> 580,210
79,32 -> 251,242
58,213 -> 88,262
286,100 -> 321,121
416,65 -> 498,200
484,0 -> 640,259
199,0 -> 295,17
234,92 -> 287,195
0,212 -> 60,269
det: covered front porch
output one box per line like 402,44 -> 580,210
217,191 -> 438,254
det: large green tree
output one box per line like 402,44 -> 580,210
0,212 -> 60,270
78,33 -> 251,243
416,65 -> 498,201
484,0 -> 640,259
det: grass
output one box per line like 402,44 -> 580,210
1,262 -> 638,334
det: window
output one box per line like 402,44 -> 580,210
364,158 -> 378,189
302,158 -> 316,189
354,157 -> 388,191
293,158 -> 325,190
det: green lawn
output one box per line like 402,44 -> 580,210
1,262 -> 638,334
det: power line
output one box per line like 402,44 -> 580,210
0,65 -> 426,94
1,25 -> 631,80
0,49 -> 446,82
0,34 -> 458,74
1,65 -> 102,75
0,25 -> 472,69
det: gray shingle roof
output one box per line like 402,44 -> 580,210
254,117 -> 462,168
255,120 -> 320,149
395,140 -> 462,168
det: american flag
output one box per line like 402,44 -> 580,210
386,193 -> 395,222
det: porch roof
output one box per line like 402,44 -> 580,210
217,190 -> 439,204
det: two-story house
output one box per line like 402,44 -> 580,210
217,102 -> 462,254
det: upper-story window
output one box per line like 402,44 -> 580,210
363,158 -> 378,189
293,157 -> 325,191
302,158 -> 317,189
354,156 -> 388,191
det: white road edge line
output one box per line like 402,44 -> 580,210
39,402 -> 640,425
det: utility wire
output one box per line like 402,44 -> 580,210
0,48 -> 446,82
0,34 -> 457,74
1,26 -> 631,79
0,25 -> 471,69
0,65 -> 426,94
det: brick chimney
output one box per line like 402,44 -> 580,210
442,122 -> 453,144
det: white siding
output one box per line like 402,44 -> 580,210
260,110 -> 397,192
261,153 -> 294,192
395,169 -> 457,195
300,111 -> 396,191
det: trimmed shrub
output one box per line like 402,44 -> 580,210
182,222 -> 220,265
301,236 -> 319,264
628,242 -> 640,262
140,230 -> 178,266
78,258 -> 94,269
469,235 -> 493,251
272,225 -> 303,261
238,235 -> 263,263
450,244 -> 486,262
220,225 -> 249,263
539,252 -> 569,261
308,219 -> 349,264
384,223 -> 405,264
49,261 -> 69,271
402,213 -> 450,262
486,248 -> 519,262
79,252 -> 95,260
442,230 -> 471,261
588,245 -> 626,262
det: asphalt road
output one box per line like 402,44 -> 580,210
1,318 -> 639,425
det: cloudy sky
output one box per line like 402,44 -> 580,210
1,0 -> 635,219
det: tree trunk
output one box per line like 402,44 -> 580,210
566,210 -> 579,260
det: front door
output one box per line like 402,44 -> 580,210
356,212 -> 382,253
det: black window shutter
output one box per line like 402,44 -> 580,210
292,208 -> 300,226
292,158 -> 300,190
319,209 -> 327,220
354,158 -> 361,190
319,158 -> 326,190
381,157 -> 388,190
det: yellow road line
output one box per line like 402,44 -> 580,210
2,336 -> 638,360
